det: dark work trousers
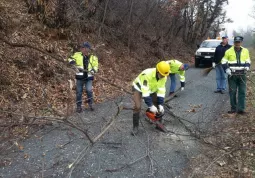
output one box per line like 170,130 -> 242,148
132,89 -> 158,128
228,75 -> 246,112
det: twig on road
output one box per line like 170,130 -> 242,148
92,103 -> 123,143
164,81 -> 193,103
67,100 -> 123,177
104,116 -> 156,175
164,105 -> 200,138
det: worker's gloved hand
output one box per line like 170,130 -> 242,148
226,68 -> 232,76
181,87 -> 184,91
158,105 -> 164,114
90,70 -> 95,75
77,67 -> 84,72
212,62 -> 216,68
245,67 -> 250,71
69,60 -> 76,65
149,105 -> 158,114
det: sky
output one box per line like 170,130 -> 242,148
224,0 -> 255,37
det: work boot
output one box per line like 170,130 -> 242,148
227,110 -> 236,114
131,127 -> 139,136
237,111 -> 248,115
214,90 -> 221,93
89,104 -> 94,111
220,90 -> 226,94
131,113 -> 140,136
76,106 -> 83,113
169,92 -> 174,96
169,92 -> 178,97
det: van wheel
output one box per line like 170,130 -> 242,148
195,58 -> 200,68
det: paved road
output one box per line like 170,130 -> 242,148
1,68 -> 229,178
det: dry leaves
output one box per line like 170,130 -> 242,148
14,141 -> 24,151
186,104 -> 202,112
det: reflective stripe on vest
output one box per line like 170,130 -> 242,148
221,46 -> 250,66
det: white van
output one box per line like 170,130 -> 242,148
194,39 -> 234,67
194,39 -> 221,67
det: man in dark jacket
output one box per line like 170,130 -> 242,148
212,36 -> 232,94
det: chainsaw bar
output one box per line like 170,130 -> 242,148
144,117 -> 168,133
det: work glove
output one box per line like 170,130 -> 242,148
158,105 -> 164,114
212,62 -> 216,68
149,105 -> 158,114
226,68 -> 232,76
245,67 -> 250,71
90,69 -> 96,75
77,67 -> 84,72
181,87 -> 184,91
69,60 -> 76,65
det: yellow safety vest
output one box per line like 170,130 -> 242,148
166,60 -> 185,82
133,68 -> 167,98
221,46 -> 250,67
68,52 -> 98,78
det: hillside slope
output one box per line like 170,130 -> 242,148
0,0 -> 194,127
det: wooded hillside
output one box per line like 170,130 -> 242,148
1,0 -> 230,129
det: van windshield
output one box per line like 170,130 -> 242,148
200,41 -> 221,48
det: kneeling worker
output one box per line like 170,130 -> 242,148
132,61 -> 170,135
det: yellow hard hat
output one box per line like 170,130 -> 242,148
156,61 -> 170,76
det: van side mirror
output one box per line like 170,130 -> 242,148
197,44 -> 200,48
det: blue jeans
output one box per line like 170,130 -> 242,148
170,74 -> 176,93
76,79 -> 93,107
215,64 -> 227,91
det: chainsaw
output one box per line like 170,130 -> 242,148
145,109 -> 168,132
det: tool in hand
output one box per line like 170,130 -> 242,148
145,109 -> 168,132
201,63 -> 220,76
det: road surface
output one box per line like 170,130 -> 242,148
1,68 -> 229,178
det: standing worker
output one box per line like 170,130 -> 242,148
221,36 -> 251,114
166,60 -> 189,96
212,36 -> 231,94
68,42 -> 99,113
132,61 -> 170,135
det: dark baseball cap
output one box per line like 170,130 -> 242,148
80,42 -> 91,49
222,36 -> 228,39
234,36 -> 243,42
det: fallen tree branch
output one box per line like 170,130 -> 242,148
67,101 -> 123,177
0,109 -> 94,143
92,104 -> 123,143
96,76 -> 132,95
64,119 -> 94,144
0,36 -> 133,96
67,144 -> 92,177
164,81 -> 193,103
104,112 -> 156,174
164,105 -> 200,138
0,36 -> 64,62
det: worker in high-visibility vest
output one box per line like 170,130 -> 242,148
132,61 -> 170,135
166,60 -> 189,96
68,42 -> 98,113
221,36 -> 251,115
